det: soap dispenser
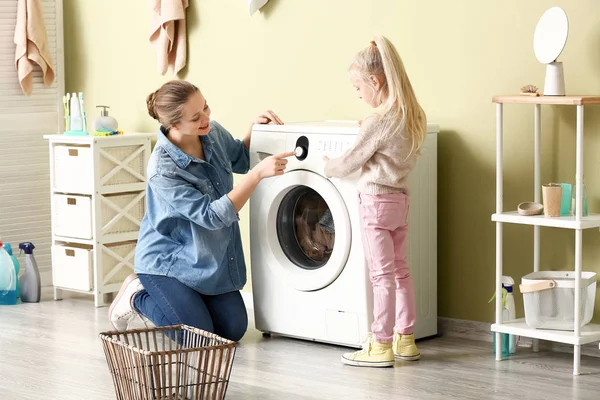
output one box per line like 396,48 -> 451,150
92,105 -> 118,131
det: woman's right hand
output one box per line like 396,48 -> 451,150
253,151 -> 296,179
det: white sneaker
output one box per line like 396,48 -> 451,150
108,274 -> 143,331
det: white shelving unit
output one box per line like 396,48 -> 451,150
491,95 -> 600,376
44,133 -> 154,307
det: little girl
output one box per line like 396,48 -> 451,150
324,36 -> 427,367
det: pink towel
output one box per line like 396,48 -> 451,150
14,0 -> 55,95
149,0 -> 189,76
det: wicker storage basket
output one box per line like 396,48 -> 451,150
99,325 -> 237,400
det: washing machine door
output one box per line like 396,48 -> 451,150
255,170 -> 352,291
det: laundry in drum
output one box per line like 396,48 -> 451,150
318,209 -> 335,234
294,195 -> 335,262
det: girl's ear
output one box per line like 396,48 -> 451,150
369,74 -> 383,91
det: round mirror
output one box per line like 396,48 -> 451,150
533,7 -> 568,64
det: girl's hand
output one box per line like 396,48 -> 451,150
253,151 -> 295,179
253,110 -> 284,125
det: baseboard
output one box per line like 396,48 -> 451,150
439,317 -> 600,358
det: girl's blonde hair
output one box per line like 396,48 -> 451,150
349,35 -> 426,156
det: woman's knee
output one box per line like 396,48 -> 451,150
218,308 -> 248,342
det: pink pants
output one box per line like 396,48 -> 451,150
358,192 -> 416,343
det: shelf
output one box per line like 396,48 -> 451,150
54,286 -> 93,295
492,211 -> 600,229
53,232 -> 138,245
53,236 -> 94,245
492,95 -> 600,105
491,319 -> 600,346
52,183 -> 146,195
43,132 -> 155,142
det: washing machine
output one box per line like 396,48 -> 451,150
249,120 -> 438,348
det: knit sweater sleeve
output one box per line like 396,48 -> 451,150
324,118 -> 381,178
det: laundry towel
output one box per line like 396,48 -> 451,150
14,0 -> 55,96
247,0 -> 269,16
149,0 -> 189,76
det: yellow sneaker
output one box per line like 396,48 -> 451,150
393,333 -> 420,361
341,335 -> 395,367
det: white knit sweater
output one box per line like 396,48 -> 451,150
324,116 -> 418,195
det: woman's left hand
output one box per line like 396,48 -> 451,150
244,110 -> 284,149
253,110 -> 284,125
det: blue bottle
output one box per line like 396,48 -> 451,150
0,238 -> 18,305
4,243 -> 20,301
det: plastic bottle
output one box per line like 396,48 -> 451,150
502,276 -> 516,354
489,275 -> 516,356
4,243 -> 20,301
572,175 -> 588,216
0,238 -> 17,305
19,242 -> 41,303
70,92 -> 83,131
92,105 -> 118,131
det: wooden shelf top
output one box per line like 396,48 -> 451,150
492,95 -> 600,105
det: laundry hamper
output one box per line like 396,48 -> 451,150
99,325 -> 237,400
519,271 -> 597,330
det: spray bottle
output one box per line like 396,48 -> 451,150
3,243 -> 20,301
489,276 -> 517,355
19,242 -> 41,303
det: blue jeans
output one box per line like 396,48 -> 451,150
133,274 -> 248,342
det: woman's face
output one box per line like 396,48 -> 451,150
174,91 -> 212,136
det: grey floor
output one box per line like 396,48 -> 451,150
1,292 -> 600,400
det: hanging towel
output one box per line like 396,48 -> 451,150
14,0 -> 55,96
247,0 -> 269,16
149,0 -> 189,76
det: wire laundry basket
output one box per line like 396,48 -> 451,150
99,325 -> 237,400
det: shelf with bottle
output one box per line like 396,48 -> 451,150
491,212 -> 600,229
493,177 -> 594,229
492,319 -> 600,346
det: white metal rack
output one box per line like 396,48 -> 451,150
491,95 -> 600,376
45,133 -> 153,307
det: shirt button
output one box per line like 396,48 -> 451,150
230,257 -> 234,261
217,182 -> 220,185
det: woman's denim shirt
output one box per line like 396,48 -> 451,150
134,121 -> 250,295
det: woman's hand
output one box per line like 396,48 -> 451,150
253,151 -> 295,179
244,110 -> 284,149
228,150 -> 295,212
253,110 -> 284,125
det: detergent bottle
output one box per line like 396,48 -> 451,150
3,243 -> 20,301
19,242 -> 41,303
0,237 -> 18,305
489,276 -> 516,356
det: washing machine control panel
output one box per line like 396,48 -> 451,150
315,138 -> 354,156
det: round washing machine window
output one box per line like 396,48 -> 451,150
276,186 -> 336,270
256,170 -> 352,291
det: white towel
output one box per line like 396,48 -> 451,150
14,0 -> 55,95
149,0 -> 189,76
247,0 -> 269,16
